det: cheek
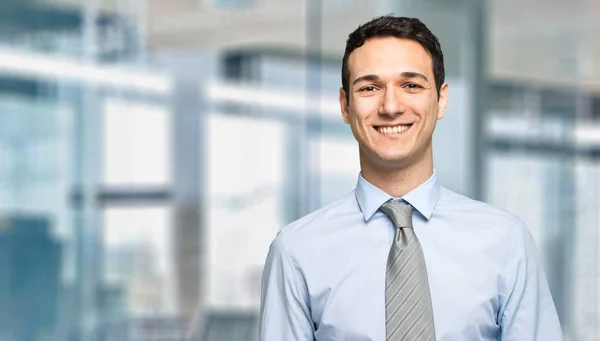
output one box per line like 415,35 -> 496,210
351,97 -> 380,121
414,106 -> 440,139
410,98 -> 437,123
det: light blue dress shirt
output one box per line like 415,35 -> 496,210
259,171 -> 562,341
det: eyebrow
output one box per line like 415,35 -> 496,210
401,71 -> 429,83
352,72 -> 430,87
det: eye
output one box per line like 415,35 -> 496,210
404,83 -> 423,89
360,86 -> 377,92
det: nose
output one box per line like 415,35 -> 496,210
379,86 -> 405,116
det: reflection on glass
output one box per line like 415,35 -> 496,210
312,135 -> 359,206
103,98 -> 171,187
206,115 -> 285,309
0,94 -> 73,341
103,206 -> 174,316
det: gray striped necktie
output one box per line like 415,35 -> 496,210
380,200 -> 435,341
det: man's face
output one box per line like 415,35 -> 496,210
339,37 -> 448,171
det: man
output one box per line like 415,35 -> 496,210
259,15 -> 562,341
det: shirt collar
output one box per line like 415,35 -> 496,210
355,170 -> 441,222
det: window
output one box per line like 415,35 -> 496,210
103,98 -> 171,187
206,114 -> 285,308
311,135 -> 359,206
103,206 -> 175,315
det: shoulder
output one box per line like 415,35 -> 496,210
270,190 -> 358,258
438,186 -> 524,226
279,190 -> 357,240
436,186 -> 534,249
437,186 -> 540,272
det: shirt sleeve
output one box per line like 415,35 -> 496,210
498,217 -> 563,341
258,231 -> 315,341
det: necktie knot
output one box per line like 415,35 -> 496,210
380,200 -> 413,229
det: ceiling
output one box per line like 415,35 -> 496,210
29,0 -> 600,92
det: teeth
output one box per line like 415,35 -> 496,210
378,125 -> 411,134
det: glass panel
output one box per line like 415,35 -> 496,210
487,151 -> 582,337
573,160 -> 600,340
103,206 -> 175,316
103,98 -> 171,187
487,153 -> 546,245
206,114 -> 285,309
312,135 -> 360,206
0,95 -> 75,341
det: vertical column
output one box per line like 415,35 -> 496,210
573,94 -> 597,341
571,0 -> 593,337
77,0 -> 102,339
467,0 -> 488,201
172,77 -> 204,318
305,0 -> 322,214
543,155 -> 574,334
540,95 -> 577,338
547,158 -> 577,338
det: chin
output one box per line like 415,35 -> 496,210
360,143 -> 417,168
376,150 -> 407,160
377,146 -> 413,160
373,151 -> 413,168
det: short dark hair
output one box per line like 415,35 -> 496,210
341,15 -> 445,102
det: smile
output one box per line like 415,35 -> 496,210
374,124 -> 412,135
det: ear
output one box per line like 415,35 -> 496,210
437,82 -> 449,120
339,88 -> 350,124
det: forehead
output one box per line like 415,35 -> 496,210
348,37 -> 433,81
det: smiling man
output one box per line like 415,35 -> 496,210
259,16 -> 562,341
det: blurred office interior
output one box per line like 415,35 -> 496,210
0,0 -> 599,340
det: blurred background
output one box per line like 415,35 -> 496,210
0,0 -> 598,340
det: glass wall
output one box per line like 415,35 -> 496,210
1,0 -> 599,340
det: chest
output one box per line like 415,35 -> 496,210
303,227 -> 502,341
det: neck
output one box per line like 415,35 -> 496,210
360,147 -> 434,198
